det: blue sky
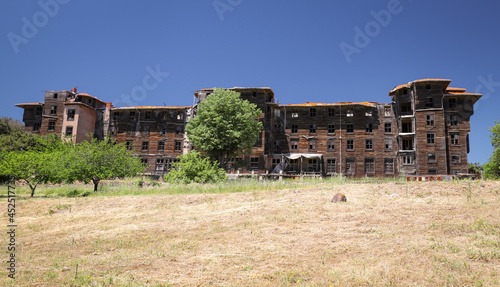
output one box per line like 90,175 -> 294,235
1,0 -> 499,164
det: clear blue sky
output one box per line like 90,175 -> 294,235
1,0 -> 499,164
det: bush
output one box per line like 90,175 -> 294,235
164,151 -> 227,184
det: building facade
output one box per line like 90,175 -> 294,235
15,79 -> 481,177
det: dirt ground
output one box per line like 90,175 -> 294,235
1,180 -> 499,286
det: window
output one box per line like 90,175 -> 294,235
448,98 -> 457,109
129,111 -> 136,120
159,125 -> 167,136
67,109 -> 75,120
126,140 -> 133,150
158,140 -> 165,152
426,84 -> 431,89
143,126 -> 150,136
145,111 -> 152,120
428,169 -> 437,175
346,139 -> 354,150
309,108 -> 316,117
402,155 -> 413,165
384,107 -> 391,117
327,138 -> 335,151
271,158 -> 281,170
309,124 -> 317,134
365,139 -> 373,150
384,158 -> 394,174
274,123 -> 282,134
326,159 -> 336,174
365,158 -> 375,174
365,110 -> 373,117
33,122 -> 41,132
451,154 -> 461,163
156,159 -> 165,171
274,109 -> 281,118
250,157 -> 259,169
346,109 -> 353,117
426,114 -> 435,126
53,93 -> 58,99
366,123 -> 373,133
36,106 -> 43,115
346,123 -> 354,133
427,153 -> 436,163
291,111 -> 298,118
48,121 -> 56,131
449,115 -> 457,126
50,105 -> 57,115
290,138 -> 298,150
112,112 -> 120,121
176,111 -> 183,120
401,102 -> 412,114
308,159 -> 318,171
141,141 -> 149,152
381,123 -> 389,135
345,158 -> 355,175
65,126 -> 73,136
425,97 -> 433,108
427,133 -> 435,144
291,124 -> 298,134
273,140 -> 280,151
450,133 -> 459,145
452,169 -> 461,175
328,124 -> 335,134
384,138 -> 392,150
252,92 -> 257,98
176,125 -> 183,135
402,138 -> 413,150
328,108 -> 335,117
126,130 -> 134,136
174,140 -> 182,151
308,139 -> 317,151
141,158 -> 148,167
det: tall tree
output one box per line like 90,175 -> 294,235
186,88 -> 263,168
484,120 -> 500,179
65,138 -> 145,192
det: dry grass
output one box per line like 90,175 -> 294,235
1,180 -> 499,286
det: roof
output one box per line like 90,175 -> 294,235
282,102 -> 379,107
15,102 -> 43,107
76,93 -> 106,103
111,106 -> 190,110
390,78 -> 453,95
199,87 -> 273,91
445,87 -> 467,92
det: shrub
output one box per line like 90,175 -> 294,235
164,151 -> 227,184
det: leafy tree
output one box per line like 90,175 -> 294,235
484,120 -> 500,179
0,117 -> 40,152
186,88 -> 263,168
65,138 -> 145,192
0,149 -> 64,197
164,151 -> 227,184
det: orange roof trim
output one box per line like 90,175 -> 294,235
282,102 -> 378,107
111,106 -> 190,110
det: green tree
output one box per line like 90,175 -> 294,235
0,149 -> 64,197
164,151 -> 227,184
186,88 -> 263,168
65,138 -> 145,192
0,117 -> 40,152
484,120 -> 500,179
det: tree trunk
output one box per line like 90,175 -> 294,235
27,182 -> 36,197
93,179 -> 99,192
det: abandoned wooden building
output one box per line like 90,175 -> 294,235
15,78 -> 481,177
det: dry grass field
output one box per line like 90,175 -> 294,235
1,179 -> 499,286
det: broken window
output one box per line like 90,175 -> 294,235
384,138 -> 392,150
274,123 -> 282,134
33,122 -> 41,132
36,106 -> 43,115
308,139 -> 317,151
365,139 -> 373,150
326,158 -> 336,174
449,115 -> 458,126
448,98 -> 457,109
176,125 -> 183,135
53,93 -> 58,99
290,138 -> 298,150
158,140 -> 165,152
328,108 -> 335,117
145,111 -> 152,120
401,102 -> 412,114
141,158 -> 148,167
309,124 -> 317,134
174,140 -> 182,151
385,123 -> 392,133
327,138 -> 335,151
156,159 -> 165,171
308,159 -> 318,171
274,109 -> 281,118
402,119 -> 412,133
365,158 -> 375,174
402,138 -> 413,150
345,158 -> 355,175
346,139 -> 354,150
141,141 -> 149,152
309,108 -> 316,117
291,111 -> 298,118
129,111 -> 136,120
159,125 -> 167,136
426,114 -> 435,126
67,109 -> 75,120
112,112 -> 120,121
271,158 -> 281,170
365,110 -> 373,117
126,140 -> 133,150
346,123 -> 354,133
177,111 -> 183,120
450,133 -> 459,145
402,155 -> 413,165
427,153 -> 436,163
346,109 -> 353,117
384,106 -> 391,117
250,157 -> 259,169
143,126 -> 150,136
48,120 -> 56,131
328,124 -> 335,134
366,123 -> 373,133
291,124 -> 298,134
427,133 -> 435,144
428,169 -> 437,175
425,97 -> 433,108
50,105 -> 57,115
273,140 -> 280,151
451,154 -> 461,163
252,92 -> 257,98
65,126 -> 73,136
384,158 -> 394,174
